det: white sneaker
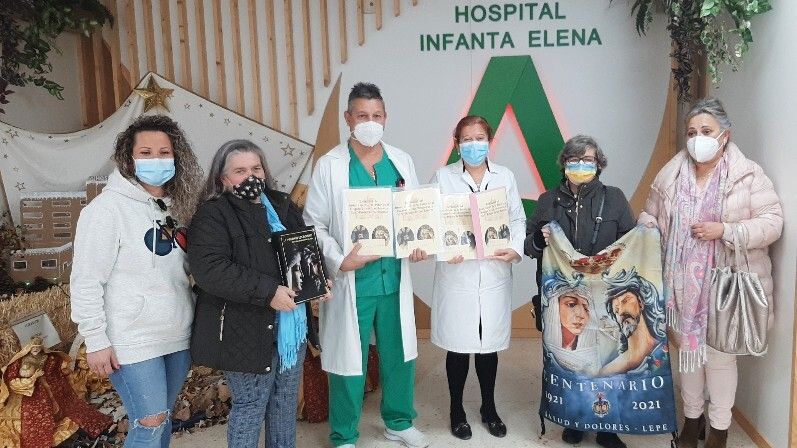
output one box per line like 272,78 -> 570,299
384,427 -> 430,448
337,445 -> 355,448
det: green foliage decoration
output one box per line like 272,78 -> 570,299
620,0 -> 772,101
0,0 -> 113,112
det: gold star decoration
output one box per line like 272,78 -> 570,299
134,77 -> 174,113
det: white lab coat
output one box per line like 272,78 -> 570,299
430,161 -> 526,353
303,142 -> 420,376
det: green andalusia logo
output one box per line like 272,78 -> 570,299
446,55 -> 565,216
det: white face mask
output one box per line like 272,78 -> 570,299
352,121 -> 384,148
687,130 -> 726,163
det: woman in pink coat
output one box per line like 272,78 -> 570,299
639,98 -> 783,448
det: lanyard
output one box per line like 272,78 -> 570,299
467,181 -> 489,193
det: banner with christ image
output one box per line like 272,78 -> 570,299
539,222 -> 676,435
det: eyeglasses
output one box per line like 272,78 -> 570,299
565,156 -> 597,164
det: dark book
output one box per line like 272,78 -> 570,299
271,226 -> 328,304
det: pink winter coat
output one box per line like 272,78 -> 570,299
638,143 -> 784,319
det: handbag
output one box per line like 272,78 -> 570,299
706,224 -> 769,356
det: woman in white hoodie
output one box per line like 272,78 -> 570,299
70,115 -> 203,447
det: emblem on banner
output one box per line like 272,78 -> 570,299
592,393 -> 611,418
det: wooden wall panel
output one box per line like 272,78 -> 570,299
230,0 -> 245,114
338,0 -> 348,63
195,0 -> 210,96
284,0 -> 299,135
91,31 -> 107,119
160,0 -> 175,79
123,0 -> 140,83
177,0 -> 193,87
77,36 -> 99,127
106,0 -> 124,107
142,0 -> 157,71
356,0 -> 365,46
84,0 -> 424,129
248,0 -> 264,122
375,0 -> 382,30
320,0 -> 331,86
265,0 -> 281,130
301,0 -> 315,115
211,0 -> 227,106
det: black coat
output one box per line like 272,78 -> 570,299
524,178 -> 636,288
188,190 -> 320,374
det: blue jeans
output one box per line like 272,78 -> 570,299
224,343 -> 306,448
109,350 -> 191,448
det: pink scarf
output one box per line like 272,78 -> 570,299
663,155 -> 727,372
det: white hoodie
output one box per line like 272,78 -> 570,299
70,169 -> 194,364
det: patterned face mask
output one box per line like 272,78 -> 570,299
231,175 -> 266,200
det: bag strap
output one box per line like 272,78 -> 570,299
588,186 -> 607,254
731,223 -> 751,271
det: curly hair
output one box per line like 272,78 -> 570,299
603,268 -> 666,352
113,115 -> 203,224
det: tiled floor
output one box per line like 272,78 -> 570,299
172,338 -> 756,448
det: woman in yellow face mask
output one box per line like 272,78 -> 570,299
523,135 -> 636,448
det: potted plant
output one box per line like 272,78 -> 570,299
622,0 -> 772,100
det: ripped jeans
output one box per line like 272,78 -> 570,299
109,350 -> 191,447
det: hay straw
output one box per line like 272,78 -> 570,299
0,285 -> 76,365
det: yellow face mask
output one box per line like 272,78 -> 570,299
564,161 -> 597,185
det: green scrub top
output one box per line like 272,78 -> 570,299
348,144 -> 402,297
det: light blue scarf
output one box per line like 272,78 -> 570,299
261,193 -> 307,373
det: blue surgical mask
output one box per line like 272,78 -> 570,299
459,141 -> 489,167
134,158 -> 175,187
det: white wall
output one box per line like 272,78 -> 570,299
714,1 -> 797,446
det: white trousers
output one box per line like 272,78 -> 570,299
680,347 -> 738,430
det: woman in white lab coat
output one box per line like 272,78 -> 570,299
430,115 -> 526,440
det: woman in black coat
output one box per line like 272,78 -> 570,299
189,139 -> 328,448
524,135 -> 635,448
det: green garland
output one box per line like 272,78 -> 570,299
0,0 -> 113,112
622,0 -> 772,101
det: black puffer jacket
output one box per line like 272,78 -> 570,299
189,190 -> 320,374
524,178 -> 636,287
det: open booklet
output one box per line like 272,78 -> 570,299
439,193 -> 478,260
392,185 -> 443,258
470,187 -> 512,258
440,187 -> 511,260
343,186 -> 510,260
343,187 -> 395,257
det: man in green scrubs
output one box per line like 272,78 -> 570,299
304,83 -> 429,448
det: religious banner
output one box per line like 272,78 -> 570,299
539,222 -> 676,436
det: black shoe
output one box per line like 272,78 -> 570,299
480,414 -> 507,438
596,432 -> 627,448
562,428 -> 585,444
450,420 -> 472,440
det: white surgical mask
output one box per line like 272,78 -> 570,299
352,121 -> 384,148
687,130 -> 726,163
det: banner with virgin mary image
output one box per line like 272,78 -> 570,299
539,222 -> 676,435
